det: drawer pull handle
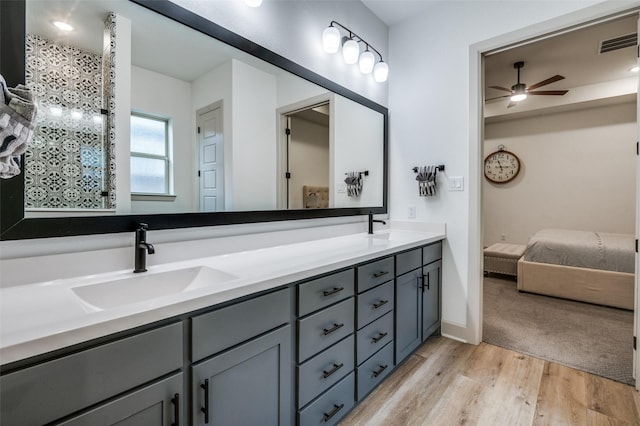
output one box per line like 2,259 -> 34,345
372,332 -> 388,344
323,323 -> 344,335
171,393 -> 180,426
322,403 -> 345,422
372,299 -> 389,309
321,362 -> 344,379
372,270 -> 389,278
323,286 -> 344,297
372,364 -> 388,378
201,379 -> 210,424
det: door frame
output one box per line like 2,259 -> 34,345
276,93 -> 333,210
469,2 -> 640,389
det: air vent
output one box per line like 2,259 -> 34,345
599,33 -> 637,54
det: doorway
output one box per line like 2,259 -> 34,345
474,9 -> 639,387
278,100 -> 331,209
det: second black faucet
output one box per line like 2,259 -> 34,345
368,212 -> 386,234
134,223 -> 155,273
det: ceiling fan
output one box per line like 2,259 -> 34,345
487,61 -> 569,108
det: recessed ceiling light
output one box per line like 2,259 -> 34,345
52,21 -> 74,32
244,0 -> 262,7
630,65 -> 639,73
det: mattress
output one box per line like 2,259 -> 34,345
523,229 -> 635,274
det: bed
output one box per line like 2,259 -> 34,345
516,229 -> 636,310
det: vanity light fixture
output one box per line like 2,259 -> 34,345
52,20 -> 74,31
322,21 -> 388,82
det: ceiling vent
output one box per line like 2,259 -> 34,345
599,33 -> 637,54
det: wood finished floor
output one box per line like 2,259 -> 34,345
339,337 -> 640,426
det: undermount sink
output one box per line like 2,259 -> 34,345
71,266 -> 238,310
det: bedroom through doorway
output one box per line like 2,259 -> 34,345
481,13 -> 638,386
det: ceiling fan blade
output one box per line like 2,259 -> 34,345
485,94 -> 511,101
526,75 -> 564,91
489,85 -> 513,93
528,90 -> 569,96
507,101 -> 517,109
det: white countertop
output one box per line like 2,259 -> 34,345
0,228 -> 444,365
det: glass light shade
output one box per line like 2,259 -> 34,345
359,50 -> 375,74
373,61 -> 389,82
630,66 -> 639,73
510,93 -> 527,102
244,0 -> 262,7
342,38 -> 360,64
322,26 -> 341,54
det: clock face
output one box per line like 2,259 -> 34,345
484,150 -> 520,183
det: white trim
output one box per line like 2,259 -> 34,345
468,1 -> 640,346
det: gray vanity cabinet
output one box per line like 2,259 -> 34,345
192,326 -> 292,426
57,373 -> 183,426
355,258 -> 395,401
296,269 -> 356,426
190,288 -> 292,426
0,322 -> 184,426
395,242 -> 442,364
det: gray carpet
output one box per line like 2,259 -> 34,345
483,276 -> 634,385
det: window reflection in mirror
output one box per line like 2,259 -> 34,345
23,0 -> 384,219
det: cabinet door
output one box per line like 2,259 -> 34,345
394,268 -> 422,363
192,325 -> 292,426
422,260 -> 441,340
58,373 -> 183,426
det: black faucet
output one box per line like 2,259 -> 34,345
368,212 -> 386,235
134,223 -> 155,273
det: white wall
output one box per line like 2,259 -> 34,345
231,59 -> 278,210
483,102 -> 637,246
130,66 -> 195,214
333,94 -> 385,208
386,0 -> 625,341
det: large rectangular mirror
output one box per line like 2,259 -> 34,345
0,0 -> 388,240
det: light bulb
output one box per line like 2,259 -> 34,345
52,21 -> 74,31
244,0 -> 262,7
322,26 -> 341,54
630,66 -> 639,73
342,38 -> 359,65
373,61 -> 389,82
510,93 -> 527,102
359,50 -> 375,74
70,110 -> 83,120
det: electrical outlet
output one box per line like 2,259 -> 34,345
448,176 -> 464,191
500,234 -> 506,241
337,183 -> 346,193
408,205 -> 416,219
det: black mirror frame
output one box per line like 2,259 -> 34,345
0,0 -> 388,241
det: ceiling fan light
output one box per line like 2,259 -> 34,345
322,26 -> 341,54
342,38 -> 360,64
511,93 -> 527,102
630,65 -> 639,73
359,50 -> 375,74
373,61 -> 389,82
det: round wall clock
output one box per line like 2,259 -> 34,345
484,145 -> 521,184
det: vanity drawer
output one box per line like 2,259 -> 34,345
298,298 -> 355,362
0,322 -> 183,426
423,241 -> 442,265
298,269 -> 354,316
357,341 -> 394,400
357,280 -> 394,329
357,257 -> 394,293
192,288 -> 290,362
356,311 -> 393,365
298,372 -> 355,426
396,247 -> 422,276
297,335 -> 355,408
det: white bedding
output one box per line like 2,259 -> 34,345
523,229 -> 635,274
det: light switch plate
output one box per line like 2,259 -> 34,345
448,176 -> 464,191
337,183 -> 347,193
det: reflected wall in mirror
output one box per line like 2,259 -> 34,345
23,0 -> 385,218
0,0 -> 387,240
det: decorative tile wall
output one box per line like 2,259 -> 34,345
24,33 -> 111,209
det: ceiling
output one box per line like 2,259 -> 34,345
484,14 -> 638,113
361,0 -> 441,26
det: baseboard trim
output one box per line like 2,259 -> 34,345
441,320 -> 478,344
